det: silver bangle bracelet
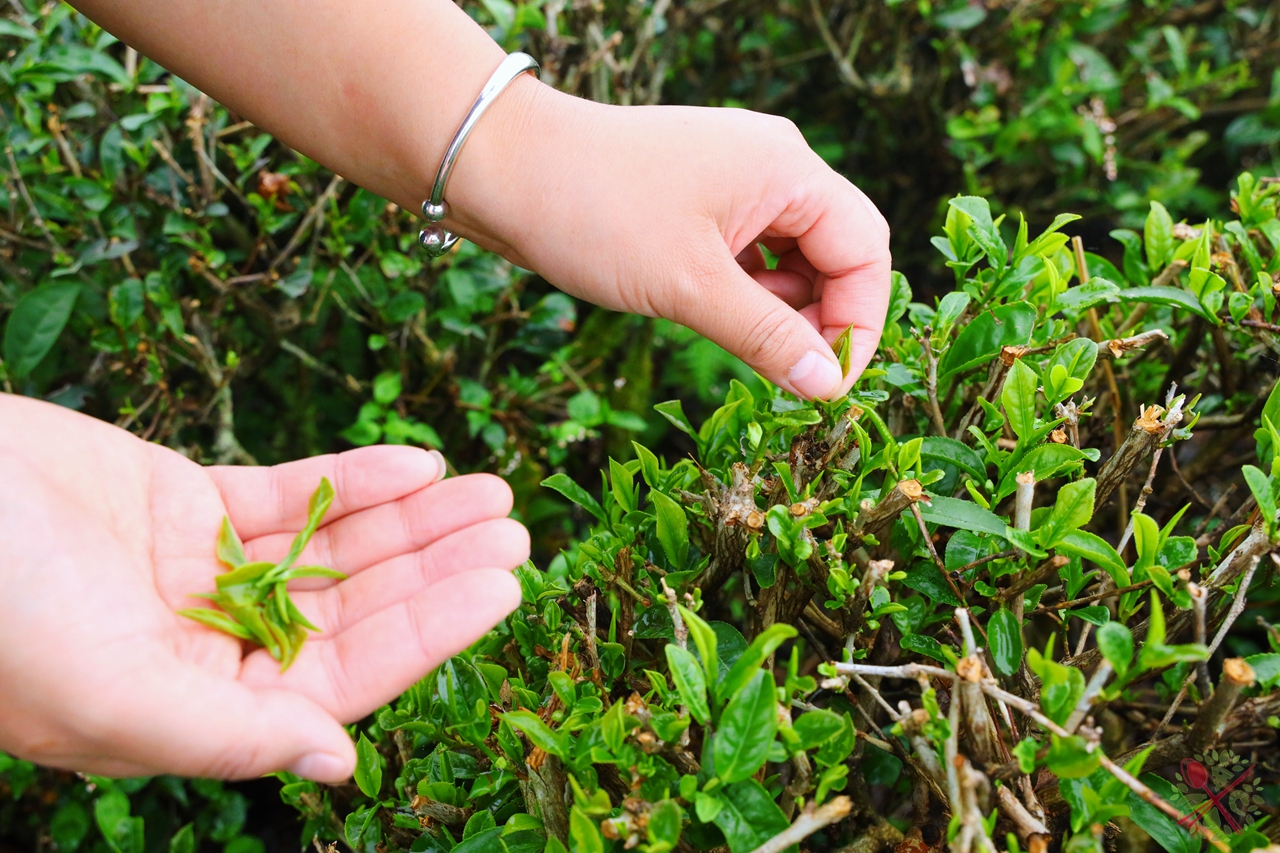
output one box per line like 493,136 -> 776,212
419,51 -> 540,257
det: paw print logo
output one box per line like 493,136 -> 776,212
1175,749 -> 1264,833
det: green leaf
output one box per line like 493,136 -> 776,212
1117,286 -> 1215,321
712,780 -> 792,853
1243,465 -> 1277,530
995,444 -> 1090,501
900,633 -> 949,662
168,824 -> 195,853
633,442 -> 661,488
1246,653 -> 1280,688
1036,478 -> 1096,547
714,670 -> 778,783
177,607 -> 255,641
51,802 -> 92,853
665,645 -> 711,724
3,282 -> 80,378
569,808 -> 604,853
901,563 -> 961,606
1055,530 -> 1129,587
792,709 -> 845,750
277,478 -> 335,572
216,517 -> 248,568
354,734 -> 383,799
542,473 -> 606,523
988,608 -> 1023,677
94,790 -> 144,853
652,491 -> 690,569
1144,201 -> 1175,270
679,605 -> 718,688
1046,734 -> 1099,779
1097,622 -> 1134,678
1128,775 -> 1198,853
919,495 -> 1008,536
937,303 -> 1036,381
720,624 -> 796,705
921,436 -> 987,483
1001,359 -> 1039,442
654,400 -> 699,444
646,800 -> 683,850
503,710 -> 568,758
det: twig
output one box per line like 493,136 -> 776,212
980,681 -> 1229,853
1186,658 -> 1256,753
920,329 -> 947,437
1014,472 -> 1035,533
1096,329 -> 1169,359
1031,579 -> 1153,613
1116,445 -> 1165,554
832,661 -> 956,682
745,797 -> 852,853
1154,555 -> 1263,736
270,174 -> 344,270
1064,660 -> 1112,734
662,577 -> 687,649
5,146 -> 65,254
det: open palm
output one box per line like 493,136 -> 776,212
0,395 -> 528,782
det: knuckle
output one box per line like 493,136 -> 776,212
737,305 -> 796,371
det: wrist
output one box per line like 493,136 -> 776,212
441,73 -> 592,266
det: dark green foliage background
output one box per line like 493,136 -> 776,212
2,0 -> 1280,852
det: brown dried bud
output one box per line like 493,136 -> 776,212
1050,428 -> 1068,444
790,502 -> 809,518
746,510 -> 765,530
256,171 -> 290,198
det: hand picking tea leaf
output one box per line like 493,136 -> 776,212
179,478 -> 342,671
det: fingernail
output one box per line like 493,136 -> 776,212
288,752 -> 351,783
426,449 -> 447,481
789,350 -> 842,399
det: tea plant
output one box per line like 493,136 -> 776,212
258,173 -> 1280,853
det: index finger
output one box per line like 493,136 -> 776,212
767,169 -> 892,390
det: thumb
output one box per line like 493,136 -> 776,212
117,658 -> 356,783
672,257 -> 845,399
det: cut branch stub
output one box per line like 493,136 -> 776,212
853,478 -> 924,544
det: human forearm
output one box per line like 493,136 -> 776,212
68,0 -> 518,216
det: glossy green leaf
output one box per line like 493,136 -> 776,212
542,473 -> 606,523
1117,286 -> 1215,321
712,780 -> 792,853
354,734 -> 383,799
714,670 -> 778,783
720,624 -> 795,705
1055,529 -> 1128,586
988,607 -> 1023,676
1144,201 -> 1175,270
3,282 -> 80,379
1097,622 -> 1134,678
503,710 -> 568,758
1036,478 -> 1096,547
665,645 -> 710,724
937,303 -> 1036,381
919,494 -> 1008,535
652,490 -> 690,569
